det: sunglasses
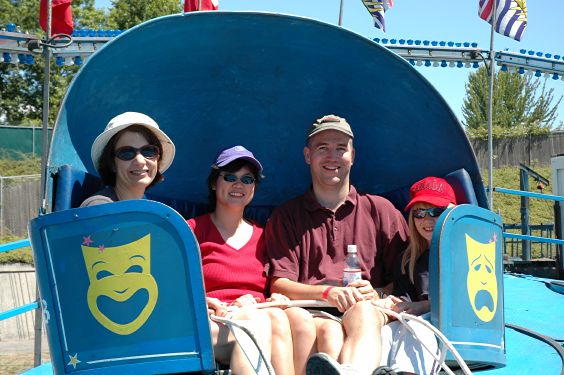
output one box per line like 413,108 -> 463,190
220,173 -> 256,185
114,145 -> 160,161
412,207 -> 447,219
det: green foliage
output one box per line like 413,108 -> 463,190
0,1 -> 108,126
108,0 -> 181,29
0,153 -> 41,176
486,166 -> 555,258
0,234 -> 33,265
463,66 -> 562,140
467,123 -> 551,140
486,166 -> 553,226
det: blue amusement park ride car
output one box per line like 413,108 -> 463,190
23,11 -> 563,375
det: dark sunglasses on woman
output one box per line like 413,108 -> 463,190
114,145 -> 160,161
220,173 -> 256,185
413,207 -> 447,219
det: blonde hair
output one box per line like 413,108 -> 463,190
401,207 -> 432,284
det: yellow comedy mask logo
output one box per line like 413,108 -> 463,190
82,234 -> 158,335
465,234 -> 498,322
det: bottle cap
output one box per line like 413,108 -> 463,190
347,245 -> 357,253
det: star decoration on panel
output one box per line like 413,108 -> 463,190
82,235 -> 93,246
67,353 -> 81,369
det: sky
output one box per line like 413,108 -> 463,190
96,0 -> 564,127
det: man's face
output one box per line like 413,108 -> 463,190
304,130 -> 354,189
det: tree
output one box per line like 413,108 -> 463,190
462,66 -> 562,139
1,0 -> 183,125
0,0 -> 107,125
108,0 -> 181,29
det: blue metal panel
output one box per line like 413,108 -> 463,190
48,12 -> 487,210
429,204 -> 506,368
28,200 -> 215,374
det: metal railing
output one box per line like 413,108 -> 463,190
0,239 -> 43,368
494,187 -> 564,276
503,223 -> 555,258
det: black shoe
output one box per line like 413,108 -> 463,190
306,352 -> 342,375
372,365 -> 397,375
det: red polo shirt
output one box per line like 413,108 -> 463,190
265,185 -> 408,288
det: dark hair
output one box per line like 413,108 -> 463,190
97,125 -> 164,189
207,159 -> 261,211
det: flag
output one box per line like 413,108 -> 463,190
478,0 -> 527,41
184,0 -> 219,12
362,0 -> 394,33
39,0 -> 74,35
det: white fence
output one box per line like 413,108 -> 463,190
0,174 -> 41,237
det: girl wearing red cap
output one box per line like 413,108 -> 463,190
392,176 -> 457,316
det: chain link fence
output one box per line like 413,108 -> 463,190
0,175 -> 41,237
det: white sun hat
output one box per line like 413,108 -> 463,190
90,112 -> 176,173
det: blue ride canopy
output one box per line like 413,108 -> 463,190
48,11 -> 487,209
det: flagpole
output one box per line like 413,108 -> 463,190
487,0 -> 497,210
338,0 -> 344,26
35,0 -> 52,364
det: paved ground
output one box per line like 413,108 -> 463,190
0,338 -> 50,375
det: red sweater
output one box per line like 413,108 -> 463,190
187,214 -> 268,303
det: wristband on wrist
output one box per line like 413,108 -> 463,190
322,286 -> 334,301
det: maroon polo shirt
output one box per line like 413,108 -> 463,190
265,185 -> 409,288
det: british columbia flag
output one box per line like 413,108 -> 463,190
362,0 -> 394,33
479,0 -> 527,41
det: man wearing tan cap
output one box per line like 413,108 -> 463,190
266,115 -> 409,375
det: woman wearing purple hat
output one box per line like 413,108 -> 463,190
188,145 -> 315,375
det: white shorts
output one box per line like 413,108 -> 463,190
379,313 -> 440,375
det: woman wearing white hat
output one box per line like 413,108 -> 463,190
80,112 -> 175,207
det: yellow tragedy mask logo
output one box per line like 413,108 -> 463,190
82,234 -> 158,335
465,234 -> 498,322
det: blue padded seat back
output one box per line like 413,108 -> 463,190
53,165 -> 475,224
381,168 -> 478,214
146,194 -> 274,226
444,168 -> 478,206
53,165 -> 104,211
50,167 -> 274,223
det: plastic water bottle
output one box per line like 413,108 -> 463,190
343,245 -> 362,286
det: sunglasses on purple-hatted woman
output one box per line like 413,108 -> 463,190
219,173 -> 256,185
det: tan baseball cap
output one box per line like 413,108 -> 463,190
307,114 -> 354,139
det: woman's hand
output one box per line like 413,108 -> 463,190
266,293 -> 290,306
206,297 -> 227,317
392,300 -> 430,316
230,293 -> 261,308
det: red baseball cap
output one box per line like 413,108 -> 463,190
405,176 -> 457,212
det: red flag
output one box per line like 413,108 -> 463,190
184,0 -> 219,12
40,0 -> 74,35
